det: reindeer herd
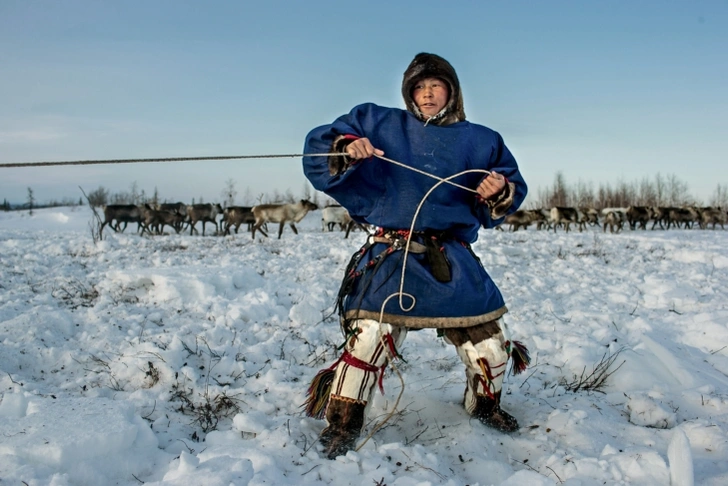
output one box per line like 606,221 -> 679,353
98,200 -> 360,239
498,206 -> 728,233
99,201 -> 726,240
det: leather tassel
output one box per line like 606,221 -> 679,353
508,340 -> 531,375
302,368 -> 335,419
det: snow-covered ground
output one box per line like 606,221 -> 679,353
1,206 -> 727,485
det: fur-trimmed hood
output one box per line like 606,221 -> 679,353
402,53 -> 466,125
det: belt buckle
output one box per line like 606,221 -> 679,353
390,237 -> 405,251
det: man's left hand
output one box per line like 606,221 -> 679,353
477,172 -> 506,199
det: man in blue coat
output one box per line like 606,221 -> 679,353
303,53 -> 529,459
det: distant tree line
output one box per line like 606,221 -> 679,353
3,180 -> 325,212
80,180 -> 321,209
529,172 -> 728,210
79,180 -> 323,209
3,195 -> 84,211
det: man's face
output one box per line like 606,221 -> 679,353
412,77 -> 449,118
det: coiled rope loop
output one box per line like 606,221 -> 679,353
355,155 -> 490,452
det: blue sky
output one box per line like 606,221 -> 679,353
1,0 -> 726,205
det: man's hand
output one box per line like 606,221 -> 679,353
345,138 -> 384,160
476,171 -> 506,199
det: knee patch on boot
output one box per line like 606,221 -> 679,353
442,319 -> 501,347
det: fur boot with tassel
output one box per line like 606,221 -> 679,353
319,395 -> 366,459
473,390 -> 519,433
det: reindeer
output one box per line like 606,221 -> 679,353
321,205 -> 365,238
530,208 -> 551,230
99,205 -> 144,238
157,202 -> 188,232
251,199 -> 319,239
698,207 -> 726,230
322,205 -> 349,232
141,204 -> 185,235
602,210 -> 625,233
497,209 -> 534,231
626,206 -> 652,230
579,207 -> 600,227
550,207 -> 584,232
187,203 -> 224,236
222,206 -> 255,235
649,206 -> 673,230
667,207 -> 700,229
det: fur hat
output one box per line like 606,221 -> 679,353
402,53 -> 465,125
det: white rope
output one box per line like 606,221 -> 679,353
392,167 -> 490,311
374,154 -> 478,193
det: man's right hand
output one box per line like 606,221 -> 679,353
345,138 -> 384,160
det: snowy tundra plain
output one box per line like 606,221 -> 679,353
1,206 -> 727,485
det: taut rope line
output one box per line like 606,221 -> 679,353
1,152 -> 479,194
0,153 -> 346,169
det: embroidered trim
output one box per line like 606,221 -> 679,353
329,394 -> 367,405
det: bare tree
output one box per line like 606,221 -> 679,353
636,177 -> 655,206
151,187 -> 159,207
284,189 -> 296,203
221,178 -> 237,208
709,184 -> 728,208
87,186 -> 109,207
531,186 -> 551,209
666,174 -> 692,206
110,191 -> 128,204
242,187 -> 254,205
573,179 -> 595,208
302,182 -> 312,201
27,187 -> 35,215
654,173 -> 667,206
596,182 -> 612,209
614,178 -> 635,208
130,181 -> 140,205
79,186 -> 103,244
548,171 -> 568,207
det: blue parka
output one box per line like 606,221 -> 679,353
303,103 -> 526,329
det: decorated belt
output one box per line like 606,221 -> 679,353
368,235 -> 427,254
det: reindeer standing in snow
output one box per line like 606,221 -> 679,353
251,199 -> 318,239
